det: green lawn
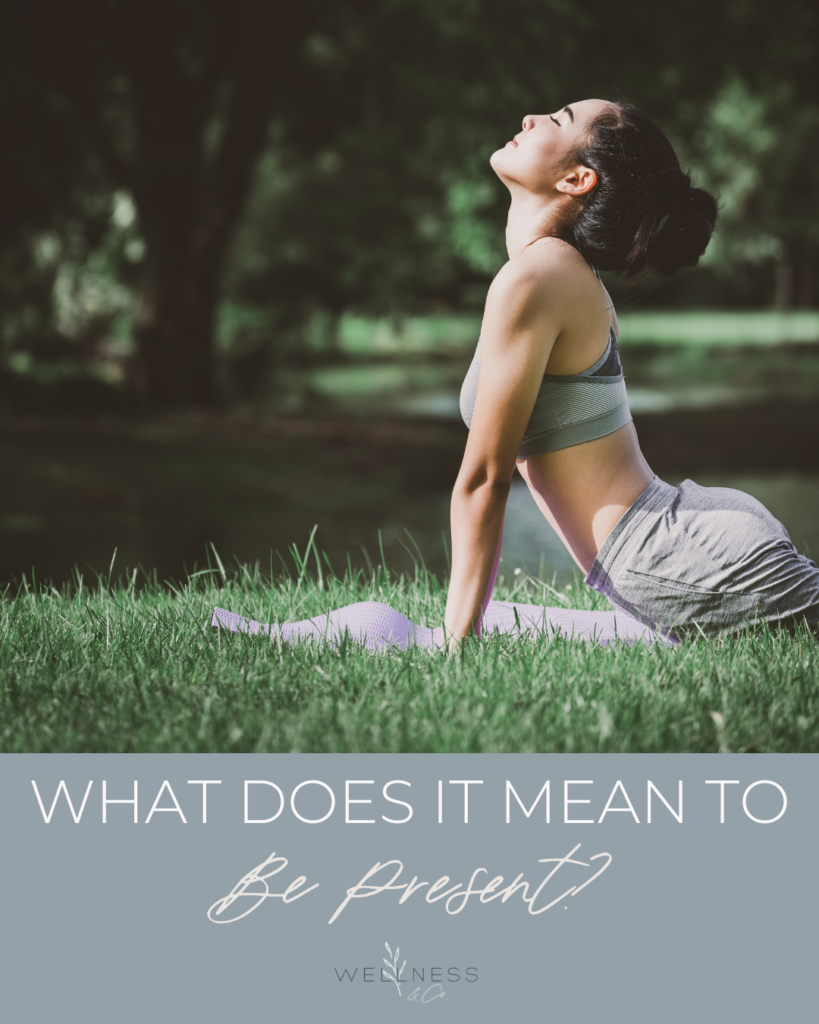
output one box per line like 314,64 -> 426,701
615,310 -> 819,347
3,552 -> 817,754
331,310 -> 819,355
272,309 -> 819,417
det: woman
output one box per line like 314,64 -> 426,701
215,100 -> 819,650
445,98 -> 819,644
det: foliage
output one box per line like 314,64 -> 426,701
673,76 -> 819,305
1,0 -> 817,408
2,558 -> 817,753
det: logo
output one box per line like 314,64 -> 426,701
333,941 -> 479,1005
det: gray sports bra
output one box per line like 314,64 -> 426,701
459,318 -> 632,459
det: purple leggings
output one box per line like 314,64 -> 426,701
211,599 -> 669,651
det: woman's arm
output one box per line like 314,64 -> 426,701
444,245 -> 567,643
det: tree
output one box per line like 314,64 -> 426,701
23,0 -> 320,407
3,0 -> 816,413
0,0 -> 107,355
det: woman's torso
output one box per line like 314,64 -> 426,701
463,246 -> 654,573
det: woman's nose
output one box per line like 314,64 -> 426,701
522,114 -> 536,131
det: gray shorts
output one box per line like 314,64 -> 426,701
585,477 -> 819,639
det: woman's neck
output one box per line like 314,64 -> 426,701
504,188 -> 566,259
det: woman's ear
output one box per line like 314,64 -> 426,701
556,165 -> 597,196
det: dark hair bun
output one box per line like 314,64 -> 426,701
558,104 -> 718,278
641,184 -> 719,276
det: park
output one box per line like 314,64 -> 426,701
1,0 -> 817,754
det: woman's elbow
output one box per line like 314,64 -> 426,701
453,472 -> 511,504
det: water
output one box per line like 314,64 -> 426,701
500,482 -> 575,579
5,312 -> 819,589
3,416 -> 816,591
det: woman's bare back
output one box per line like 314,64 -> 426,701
514,247 -> 654,573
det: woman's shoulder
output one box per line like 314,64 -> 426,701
487,237 -> 597,315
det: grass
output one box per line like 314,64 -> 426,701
2,545 -> 818,755
330,310 -> 819,355
276,309 -> 819,417
216,308 -> 819,360
615,310 -> 819,347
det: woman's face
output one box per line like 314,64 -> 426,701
490,98 -> 611,194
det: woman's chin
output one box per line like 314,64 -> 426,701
489,147 -> 511,174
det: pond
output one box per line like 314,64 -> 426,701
4,308 -> 819,589
1,412 -> 818,591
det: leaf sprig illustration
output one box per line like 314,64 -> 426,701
383,941 -> 406,997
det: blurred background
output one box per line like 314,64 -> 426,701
1,0 -> 817,587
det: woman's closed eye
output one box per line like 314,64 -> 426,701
550,115 -> 561,126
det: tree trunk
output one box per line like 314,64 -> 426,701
121,1 -> 310,409
133,178 -> 230,408
795,246 -> 816,310
133,247 -> 221,409
774,255 -> 794,310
